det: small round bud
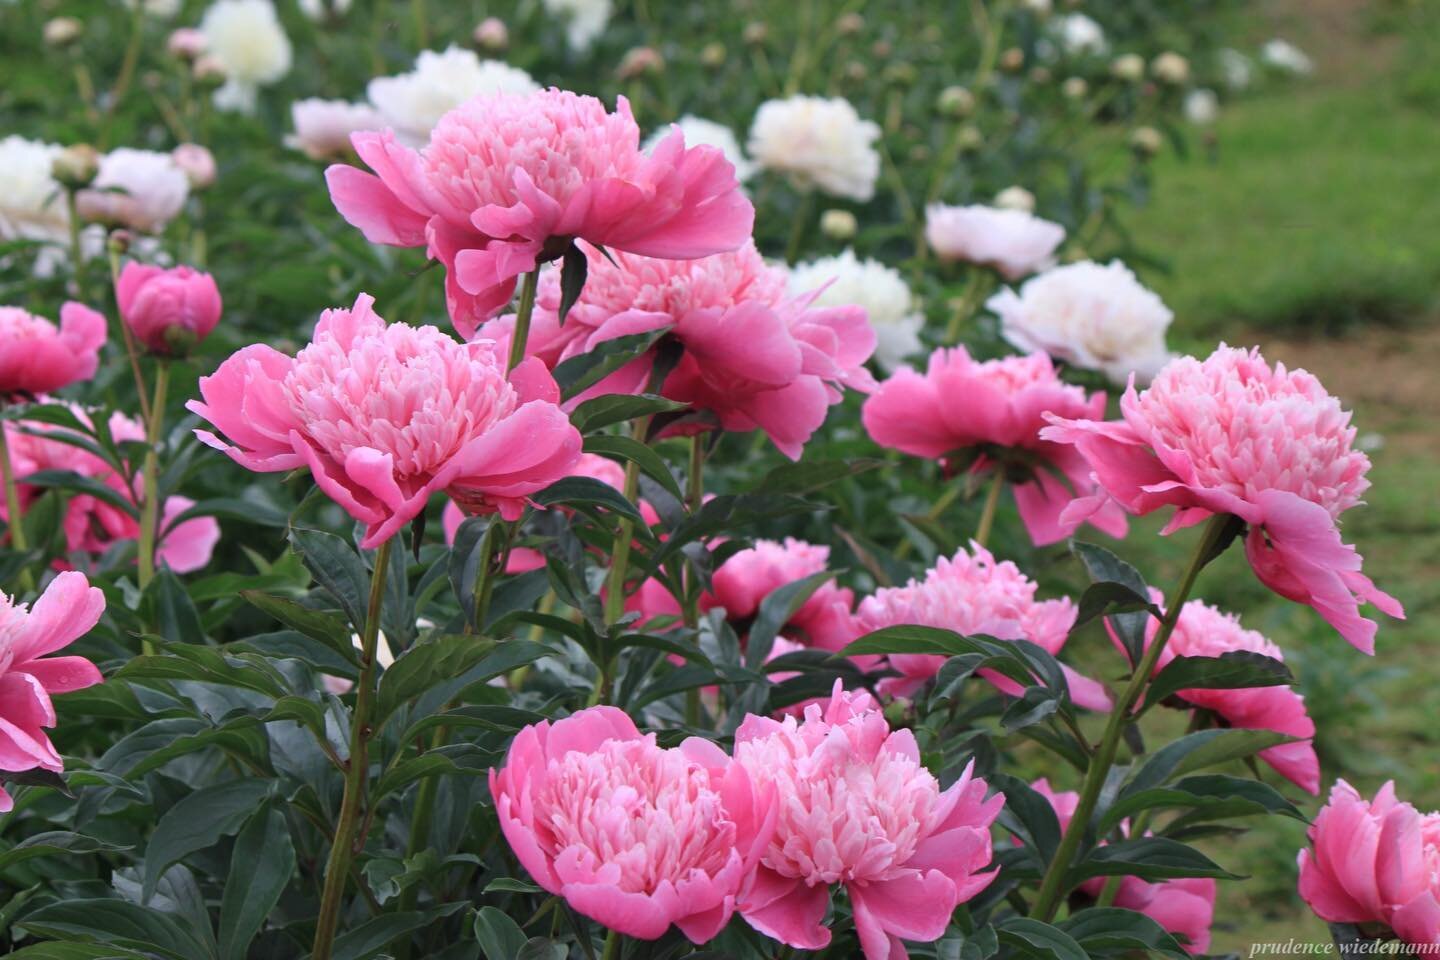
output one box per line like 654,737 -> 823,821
172,143 -> 216,189
51,144 -> 100,190
871,39 -> 892,59
1129,125 -> 1163,157
844,60 -> 869,83
107,230 -> 133,256
742,21 -> 767,46
167,27 -> 206,60
1110,53 -> 1145,82
1023,0 -> 1052,13
616,45 -> 664,81
700,41 -> 726,67
994,185 -> 1036,212
1151,51 -> 1190,85
192,55 -> 226,86
937,85 -> 975,118
836,12 -> 863,35
43,16 -> 82,48
957,125 -> 984,152
1028,66 -> 1051,85
999,47 -> 1025,72
920,25 -> 942,44
819,208 -> 857,241
472,17 -> 508,52
1061,76 -> 1088,99
884,62 -> 916,87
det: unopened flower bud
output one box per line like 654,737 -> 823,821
1111,53 -> 1144,81
51,144 -> 100,190
844,60 -> 868,82
700,41 -> 726,67
836,12 -> 864,35
616,46 -> 664,81
957,125 -> 983,152
871,39 -> 892,59
999,47 -> 1025,72
743,21 -> 767,46
167,27 -> 206,60
994,185 -> 1036,212
937,85 -> 975,117
1130,125 -> 1163,157
884,62 -> 916,87
171,143 -> 216,189
107,230 -> 133,256
117,263 -> 223,357
192,55 -> 226,86
1028,66 -> 1051,85
1062,76 -> 1088,99
473,16 -> 508,52
819,208 -> 857,241
43,16 -> 82,48
1151,51 -> 1190,85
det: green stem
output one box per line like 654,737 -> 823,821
507,269 -> 539,372
0,423 -> 35,595
973,470 -> 1004,548
410,0 -> 428,49
600,928 -> 622,960
394,723 -> 444,938
895,480 -> 965,561
945,269 -> 993,344
597,418 -> 651,704
468,520 -> 502,634
683,435 -> 704,727
65,190 -> 87,301
1029,514 -> 1232,922
784,190 -> 815,265
109,246 -> 152,424
312,538 -> 394,960
136,361 -> 168,593
100,1 -> 146,149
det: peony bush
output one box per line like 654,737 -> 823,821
0,2 -> 1411,958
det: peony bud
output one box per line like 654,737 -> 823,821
1028,65 -> 1051,85
836,12 -> 864,35
994,185 -> 1036,212
1022,0 -> 1052,14
43,16 -> 83,48
819,208 -> 857,241
616,46 -> 664,81
171,143 -> 216,189
999,47 -> 1025,72
1130,125 -> 1163,157
52,144 -> 100,190
743,21 -> 767,46
1151,51 -> 1190,85
192,55 -> 226,86
1184,88 -> 1220,125
871,39 -> 892,59
472,16 -> 508,52
843,60 -> 868,82
700,41 -> 726,67
116,263 -> 223,356
884,62 -> 916,87
937,84 -> 975,117
1110,53 -> 1145,81
1062,76 -> 1088,99
957,125 -> 984,152
167,27 -> 206,60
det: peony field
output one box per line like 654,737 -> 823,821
1,1 -> 1437,957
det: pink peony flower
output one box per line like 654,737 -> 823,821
489,706 -> 777,942
481,241 -> 876,459
0,304 -> 107,399
1116,596 -> 1318,794
855,544 -> 1112,710
325,89 -> 755,334
862,346 -> 1129,546
734,683 -> 1003,959
116,262 -> 223,356
710,538 -> 859,654
188,293 -> 582,548
171,143 -> 217,188
1031,779 -> 1216,952
77,148 -> 190,234
0,571 -> 106,811
1040,345 -> 1404,653
924,204 -> 1066,280
4,408 -> 220,573
1298,780 -> 1440,946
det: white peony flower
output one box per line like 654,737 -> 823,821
987,259 -> 1173,385
120,0 -> 183,18
1057,13 -> 1106,56
1217,48 -> 1253,90
1184,89 -> 1220,125
747,95 -> 881,201
925,204 -> 1065,280
297,0 -> 352,18
78,148 -> 190,234
367,47 -> 539,146
200,0 -> 292,113
0,135 -> 68,253
789,249 -> 922,372
286,98 -> 382,160
643,115 -> 754,182
541,0 -> 613,51
1262,39 -> 1314,75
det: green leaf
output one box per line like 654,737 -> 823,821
483,877 -> 542,894
992,774 -> 1063,864
1124,728 -> 1297,795
1058,908 -> 1188,958
583,434 -> 683,501
1099,774 -> 1304,835
645,493 -> 820,573
0,832 -> 130,873
241,592 -> 358,665
531,476 -> 643,523
4,946 -> 151,960
374,633 -> 495,722
473,906 -> 528,960
164,497 -> 288,530
518,939 -> 567,960
331,904 -> 467,960
1143,651 -> 1293,711
144,570 -> 205,646
1070,835 -> 1242,882
569,394 -> 686,434
217,807 -> 294,960
556,242 -> 588,325
744,570 -> 835,669
16,899 -> 215,960
447,515 -> 494,627
996,918 -> 1088,960
142,778 -> 273,901
289,526 -> 371,630
554,329 -> 670,400
758,457 -> 886,494
1071,541 -> 1152,667
20,470 -> 139,519
117,643 -> 289,700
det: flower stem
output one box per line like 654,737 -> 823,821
108,245 -> 151,424
137,361 -> 168,593
1029,514 -> 1232,922
945,269 -> 993,344
0,423 -> 35,594
600,928 -> 622,960
895,480 -> 965,561
507,269 -> 540,372
784,190 -> 815,265
597,418 -> 652,704
312,538 -> 393,960
65,191 -> 87,301
100,1 -> 146,150
683,434 -> 705,727
974,470 -> 1004,548
469,520 -> 502,633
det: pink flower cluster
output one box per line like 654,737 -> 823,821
483,241 -> 876,459
0,572 -> 105,811
491,686 -> 1003,958
0,304 -> 107,399
327,89 -> 754,332
1042,345 -> 1403,653
855,543 -> 1111,710
1032,778 -> 1216,951
1299,780 -> 1440,945
4,408 -> 219,573
863,346 -> 1128,545
189,294 -> 582,548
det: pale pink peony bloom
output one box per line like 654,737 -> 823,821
286,98 -> 382,161
325,89 -> 755,333
1298,780 -> 1440,946
1032,779 -> 1216,952
1116,595 -> 1318,794
77,148 -> 190,234
167,27 -> 207,59
0,571 -> 105,812
0,304 -> 107,399
116,262 -> 223,356
1041,345 -> 1404,653
855,543 -> 1112,710
171,143 -> 216,188
4,409 -> 220,574
489,706 -> 777,942
734,683 -> 1003,959
481,241 -> 876,459
924,204 -> 1065,280
188,293 -> 582,548
863,346 -> 1129,546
